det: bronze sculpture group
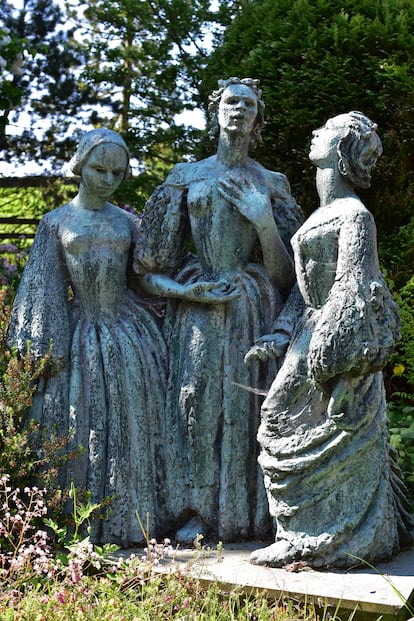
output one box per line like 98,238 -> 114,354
8,79 -> 412,567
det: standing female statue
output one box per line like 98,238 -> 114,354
135,78 -> 302,541
8,129 -> 167,546
247,111 -> 412,568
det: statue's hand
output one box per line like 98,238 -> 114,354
244,332 -> 289,365
180,280 -> 240,304
218,173 -> 273,227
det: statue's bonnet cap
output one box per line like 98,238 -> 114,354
69,128 -> 130,177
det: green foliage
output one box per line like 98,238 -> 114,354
0,286 -> 76,520
1,0 -> 237,173
379,219 -> 414,502
0,288 -> 39,486
380,218 -> 414,397
0,572 -> 305,620
0,25 -> 28,138
388,400 -> 414,502
379,216 -> 414,291
386,273 -> 414,499
0,182 -> 78,220
1,0 -> 99,167
202,0 -> 414,234
394,276 -> 414,388
75,0 -> 237,189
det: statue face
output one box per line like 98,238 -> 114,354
309,114 -> 350,166
81,143 -> 128,198
218,83 -> 258,136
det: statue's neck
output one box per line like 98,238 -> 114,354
72,185 -> 106,211
216,131 -> 250,167
315,166 -> 357,207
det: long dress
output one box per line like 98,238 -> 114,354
256,199 -> 412,567
135,157 -> 303,540
7,202 -> 167,546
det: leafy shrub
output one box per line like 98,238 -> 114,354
386,272 -> 414,502
0,285 -> 78,523
202,0 -> 414,236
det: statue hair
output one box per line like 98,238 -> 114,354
336,111 -> 382,189
208,77 -> 265,150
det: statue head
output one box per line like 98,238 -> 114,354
69,128 -> 131,180
208,77 -> 265,149
310,111 -> 382,189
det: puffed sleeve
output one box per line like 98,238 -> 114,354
308,208 -> 400,387
270,172 -> 304,255
7,214 -> 70,365
133,163 -> 191,276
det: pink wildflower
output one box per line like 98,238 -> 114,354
56,591 -> 66,604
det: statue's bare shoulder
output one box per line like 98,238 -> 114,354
247,159 -> 294,198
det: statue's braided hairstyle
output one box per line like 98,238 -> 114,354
337,111 -> 382,189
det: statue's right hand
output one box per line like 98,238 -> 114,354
244,332 -> 289,364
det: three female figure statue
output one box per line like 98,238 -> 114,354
248,111 -> 412,568
8,86 -> 410,563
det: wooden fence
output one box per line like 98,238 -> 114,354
0,217 -> 40,240
0,176 -> 78,241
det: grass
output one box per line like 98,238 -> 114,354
0,575 -> 302,620
0,477 -> 312,621
0,550 -> 311,621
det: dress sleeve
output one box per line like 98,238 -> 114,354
270,284 -> 305,338
133,164 -> 191,276
308,209 -> 400,386
270,172 -> 304,256
7,215 -> 70,365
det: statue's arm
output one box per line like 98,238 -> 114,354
254,208 -> 295,296
245,284 -> 304,364
218,172 -> 295,295
7,214 -> 70,368
309,207 -> 399,386
270,171 -> 304,256
334,207 -> 380,282
133,167 -> 191,277
140,273 -> 240,304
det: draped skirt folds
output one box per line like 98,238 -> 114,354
163,260 -> 282,541
258,309 -> 412,567
31,291 -> 167,546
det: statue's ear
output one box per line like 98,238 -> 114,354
337,156 -> 348,177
